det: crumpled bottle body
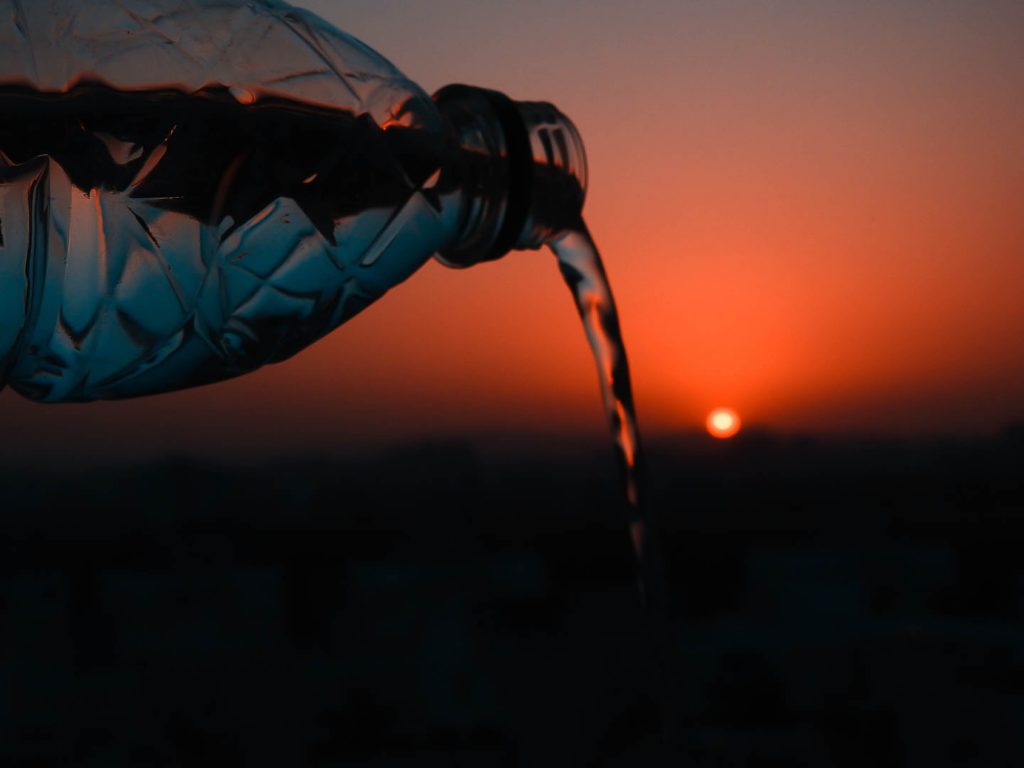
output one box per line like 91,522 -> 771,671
0,0 -> 455,401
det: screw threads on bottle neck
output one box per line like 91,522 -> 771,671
433,84 -> 587,267
512,100 -> 588,251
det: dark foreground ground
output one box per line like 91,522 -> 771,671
2,428 -> 1023,766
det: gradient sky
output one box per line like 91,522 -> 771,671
2,0 -> 1024,462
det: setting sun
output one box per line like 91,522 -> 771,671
706,408 -> 741,439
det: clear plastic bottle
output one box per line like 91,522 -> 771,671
0,0 -> 586,401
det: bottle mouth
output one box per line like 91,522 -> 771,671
432,84 -> 587,267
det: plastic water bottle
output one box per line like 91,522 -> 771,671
0,0 -> 667,644
0,0 -> 587,402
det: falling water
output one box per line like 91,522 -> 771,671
549,221 -> 664,606
551,220 -> 679,749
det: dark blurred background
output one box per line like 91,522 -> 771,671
2,428 -> 1023,766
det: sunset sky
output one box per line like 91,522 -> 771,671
2,0 -> 1024,462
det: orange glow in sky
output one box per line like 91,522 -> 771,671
2,2 -> 1024,463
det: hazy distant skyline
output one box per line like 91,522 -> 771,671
2,0 -> 1023,462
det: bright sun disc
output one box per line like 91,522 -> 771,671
706,408 -> 741,439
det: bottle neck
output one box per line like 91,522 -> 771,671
432,85 -> 588,267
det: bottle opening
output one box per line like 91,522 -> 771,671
433,85 -> 587,267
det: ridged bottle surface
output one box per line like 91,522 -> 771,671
0,0 -> 455,401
